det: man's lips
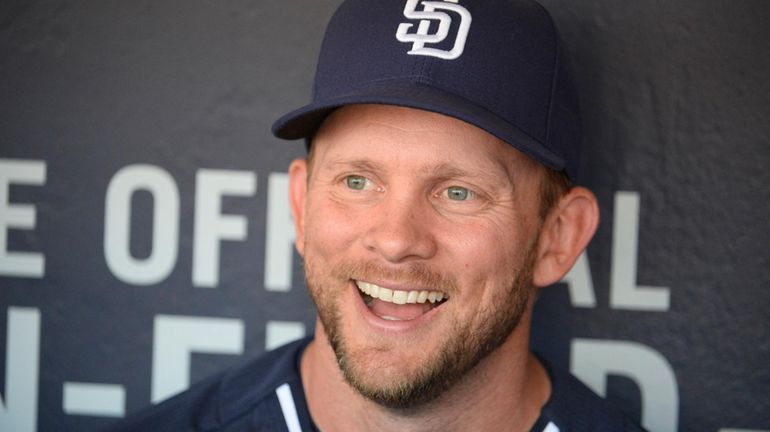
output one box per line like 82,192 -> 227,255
355,280 -> 448,322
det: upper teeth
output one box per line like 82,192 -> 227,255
356,281 -> 447,305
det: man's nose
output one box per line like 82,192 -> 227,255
361,192 -> 438,263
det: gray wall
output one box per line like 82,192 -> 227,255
1,1 -> 768,431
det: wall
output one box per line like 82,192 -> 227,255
1,0 -> 768,430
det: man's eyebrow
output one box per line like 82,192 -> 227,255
421,162 -> 514,185
324,158 -> 385,172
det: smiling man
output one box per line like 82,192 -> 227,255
110,0 -> 643,431
288,104 -> 565,429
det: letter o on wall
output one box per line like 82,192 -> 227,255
104,165 -> 180,285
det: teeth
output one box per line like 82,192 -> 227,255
406,291 -> 418,304
355,281 -> 448,305
392,290 -> 407,305
417,291 -> 428,303
379,288 -> 393,302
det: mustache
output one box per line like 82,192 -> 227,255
333,261 -> 459,294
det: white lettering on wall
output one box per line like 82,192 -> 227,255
265,320 -> 306,350
151,314 -> 244,403
571,338 -> 679,432
0,307 -> 41,432
264,173 -> 295,292
104,165 -> 180,285
0,159 -> 46,278
610,192 -> 670,310
192,169 -> 256,288
62,382 -> 125,417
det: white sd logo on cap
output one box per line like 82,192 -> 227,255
396,0 -> 472,60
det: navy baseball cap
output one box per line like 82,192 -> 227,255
272,0 -> 582,181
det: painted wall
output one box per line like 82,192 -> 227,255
1,0 -> 768,430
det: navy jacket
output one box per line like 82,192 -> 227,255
106,338 -> 643,431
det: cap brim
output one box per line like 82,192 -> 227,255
271,80 -> 565,172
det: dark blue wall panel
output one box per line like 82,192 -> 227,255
1,1 -> 768,430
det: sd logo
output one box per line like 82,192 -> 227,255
396,0 -> 472,60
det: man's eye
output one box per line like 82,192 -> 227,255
345,175 -> 369,190
445,186 -> 471,201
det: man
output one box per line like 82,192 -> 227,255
110,0 -> 643,430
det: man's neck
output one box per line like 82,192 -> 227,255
300,319 -> 551,432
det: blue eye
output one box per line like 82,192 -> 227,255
446,186 -> 470,201
345,175 -> 368,190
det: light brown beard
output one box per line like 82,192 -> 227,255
304,248 -> 536,410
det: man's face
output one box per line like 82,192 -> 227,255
295,104 -> 546,408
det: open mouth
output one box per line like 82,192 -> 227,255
355,280 -> 449,321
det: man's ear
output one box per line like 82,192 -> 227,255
288,158 -> 308,257
533,186 -> 599,287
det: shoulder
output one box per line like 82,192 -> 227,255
534,355 -> 646,432
104,337 -> 312,431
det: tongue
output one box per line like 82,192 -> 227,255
369,298 -> 433,321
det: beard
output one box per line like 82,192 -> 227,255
304,246 -> 536,410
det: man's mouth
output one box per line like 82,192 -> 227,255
355,280 -> 449,321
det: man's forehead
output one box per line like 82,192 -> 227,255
311,104 -> 538,181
